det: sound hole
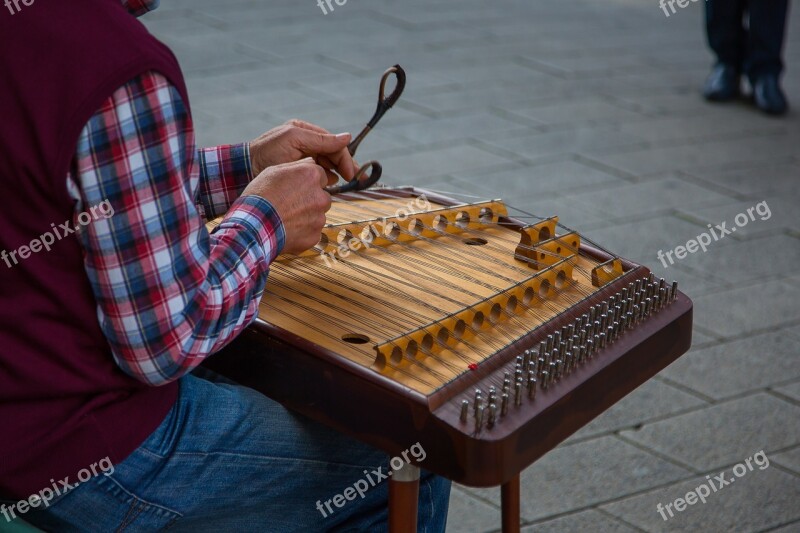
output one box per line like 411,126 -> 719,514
539,279 -> 551,298
489,303 -> 502,323
455,211 -> 470,229
506,295 -> 518,314
479,207 -> 493,224
421,334 -> 434,352
555,270 -> 567,289
463,238 -> 488,246
342,333 -> 370,344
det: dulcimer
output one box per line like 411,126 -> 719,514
204,186 -> 693,492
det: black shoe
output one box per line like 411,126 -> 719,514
753,74 -> 789,116
703,64 -> 740,101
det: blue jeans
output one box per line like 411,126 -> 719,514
22,371 -> 450,532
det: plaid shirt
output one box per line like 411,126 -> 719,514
67,70 -> 285,386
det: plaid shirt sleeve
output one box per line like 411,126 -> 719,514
68,70 -> 285,386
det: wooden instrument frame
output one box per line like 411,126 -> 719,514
204,186 -> 693,489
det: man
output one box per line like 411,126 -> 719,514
0,0 -> 450,530
703,0 -> 790,115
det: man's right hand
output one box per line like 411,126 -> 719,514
241,158 -> 331,255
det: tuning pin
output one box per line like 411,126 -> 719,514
671,281 -> 678,302
528,377 -> 537,400
501,393 -> 509,416
541,371 -> 549,391
515,378 -> 523,406
475,403 -> 484,431
487,403 -> 497,427
474,390 -> 483,417
460,400 -> 469,423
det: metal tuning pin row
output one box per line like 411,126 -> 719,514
459,276 -> 679,432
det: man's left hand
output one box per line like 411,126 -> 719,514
249,119 -> 357,186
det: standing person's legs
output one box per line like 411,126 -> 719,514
706,0 -> 749,69
24,373 -> 451,532
745,0 -> 790,114
745,0 -> 790,79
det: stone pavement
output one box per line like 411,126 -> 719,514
143,1 -> 800,531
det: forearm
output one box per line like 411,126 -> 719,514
196,143 -> 254,220
71,70 -> 284,386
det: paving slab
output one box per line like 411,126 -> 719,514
691,280 -> 800,338
601,467 -> 800,533
773,446 -> 800,476
568,379 -> 707,441
521,509 -> 639,533
773,380 -> 800,404
659,332 -> 800,400
445,487 -> 502,533
620,393 -> 800,472
684,163 -> 800,199
565,175 -> 739,222
462,436 -> 691,522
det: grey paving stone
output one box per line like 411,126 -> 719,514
565,176 -> 739,222
677,196 -> 800,239
381,112 -> 537,145
604,109 -> 788,150
591,135 -> 799,178
453,159 -> 629,200
462,436 -> 691,522
773,446 -> 800,475
664,233 -> 800,287
685,163 -> 800,199
620,393 -> 800,472
481,127 -> 646,163
767,520 -> 800,533
378,144 -> 516,182
659,332 -> 800,400
502,96 -> 651,128
521,509 -> 639,533
774,381 -> 800,403
445,487 -> 502,533
568,379 -> 707,441
601,467 -> 800,533
691,280 -> 800,338
192,86 -> 328,120
689,328 -> 719,346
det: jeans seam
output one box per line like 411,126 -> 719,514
100,475 -> 184,523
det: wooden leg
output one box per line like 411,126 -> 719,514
501,475 -> 521,533
388,463 -> 420,533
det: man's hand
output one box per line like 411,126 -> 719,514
249,119 -> 357,185
242,158 -> 331,255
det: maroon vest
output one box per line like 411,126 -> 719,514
0,0 -> 184,498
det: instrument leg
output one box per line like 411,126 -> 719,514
388,463 -> 420,533
501,475 -> 521,533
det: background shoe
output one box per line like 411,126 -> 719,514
753,74 -> 789,116
703,64 -> 740,101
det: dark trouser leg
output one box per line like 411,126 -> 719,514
745,0 -> 790,80
706,0 -> 749,69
